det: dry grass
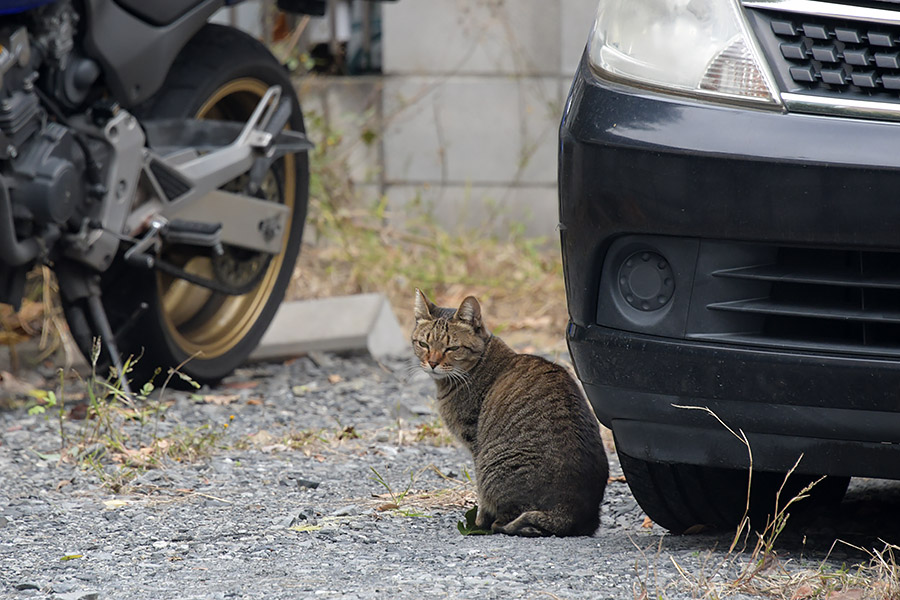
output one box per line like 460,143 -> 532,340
366,464 -> 476,516
0,266 -> 76,377
285,101 -> 569,356
287,195 -> 569,357
666,540 -> 900,600
639,463 -> 900,600
369,485 -> 477,515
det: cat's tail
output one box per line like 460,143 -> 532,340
492,508 -> 599,537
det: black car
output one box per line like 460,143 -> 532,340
559,0 -> 900,533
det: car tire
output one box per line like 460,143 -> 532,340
617,448 -> 850,534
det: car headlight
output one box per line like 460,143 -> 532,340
587,0 -> 780,106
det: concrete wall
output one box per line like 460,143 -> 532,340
292,0 -> 599,238
211,0 -> 265,38
378,0 -> 596,238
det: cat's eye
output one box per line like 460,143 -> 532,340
416,340 -> 429,349
446,345 -> 460,352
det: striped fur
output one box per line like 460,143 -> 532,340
412,289 -> 609,537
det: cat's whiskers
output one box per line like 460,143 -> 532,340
402,361 -> 430,383
446,367 -> 472,394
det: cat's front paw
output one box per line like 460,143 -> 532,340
475,508 -> 492,530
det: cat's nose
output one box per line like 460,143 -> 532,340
428,360 -> 439,369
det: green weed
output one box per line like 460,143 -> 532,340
23,343 -> 228,492
370,466 -> 415,506
457,506 -> 492,536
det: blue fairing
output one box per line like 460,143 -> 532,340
0,0 -> 57,15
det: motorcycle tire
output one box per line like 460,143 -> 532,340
70,24 -> 309,387
617,448 -> 849,534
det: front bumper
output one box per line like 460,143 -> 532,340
560,58 -> 900,479
569,324 -> 900,479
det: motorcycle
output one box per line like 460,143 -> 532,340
0,0 -> 323,391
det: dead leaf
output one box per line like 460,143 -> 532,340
260,444 -> 289,453
221,380 -> 258,390
67,404 -> 88,420
246,430 -> 276,446
520,316 -> 552,329
0,332 -> 27,345
641,517 -> 654,529
117,408 -> 144,420
200,394 -> 240,406
59,554 -> 82,561
826,590 -> 865,600
103,499 -> 128,510
791,585 -> 815,600
338,426 -> 359,440
683,524 -> 707,535
327,374 -> 342,384
0,371 -> 34,395
13,300 -> 44,326
608,475 -> 627,483
246,398 -> 263,406
56,479 -> 72,491
377,503 -> 399,512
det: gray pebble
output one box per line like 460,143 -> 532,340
55,593 -> 99,600
331,505 -> 360,517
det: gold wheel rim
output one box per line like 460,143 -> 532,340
157,78 -> 296,359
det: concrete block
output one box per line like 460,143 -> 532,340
561,0 -> 599,75
382,0 -> 561,75
385,183 -> 560,239
250,294 -> 409,361
382,76 -> 562,185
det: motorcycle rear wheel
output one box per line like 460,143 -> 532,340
72,24 -> 309,386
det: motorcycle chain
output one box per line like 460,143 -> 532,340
154,254 -> 267,296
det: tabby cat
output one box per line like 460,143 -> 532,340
412,289 -> 609,536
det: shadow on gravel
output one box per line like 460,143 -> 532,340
638,478 -> 900,565
765,478 -> 900,561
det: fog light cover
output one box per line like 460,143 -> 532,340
618,251 -> 674,312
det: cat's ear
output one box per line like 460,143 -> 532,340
454,296 -> 483,330
414,288 -> 436,322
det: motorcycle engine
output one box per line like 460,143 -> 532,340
0,5 -> 92,232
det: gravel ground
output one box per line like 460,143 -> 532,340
2,350 -> 900,599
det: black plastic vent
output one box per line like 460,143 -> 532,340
746,6 -> 900,101
688,245 -> 900,356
